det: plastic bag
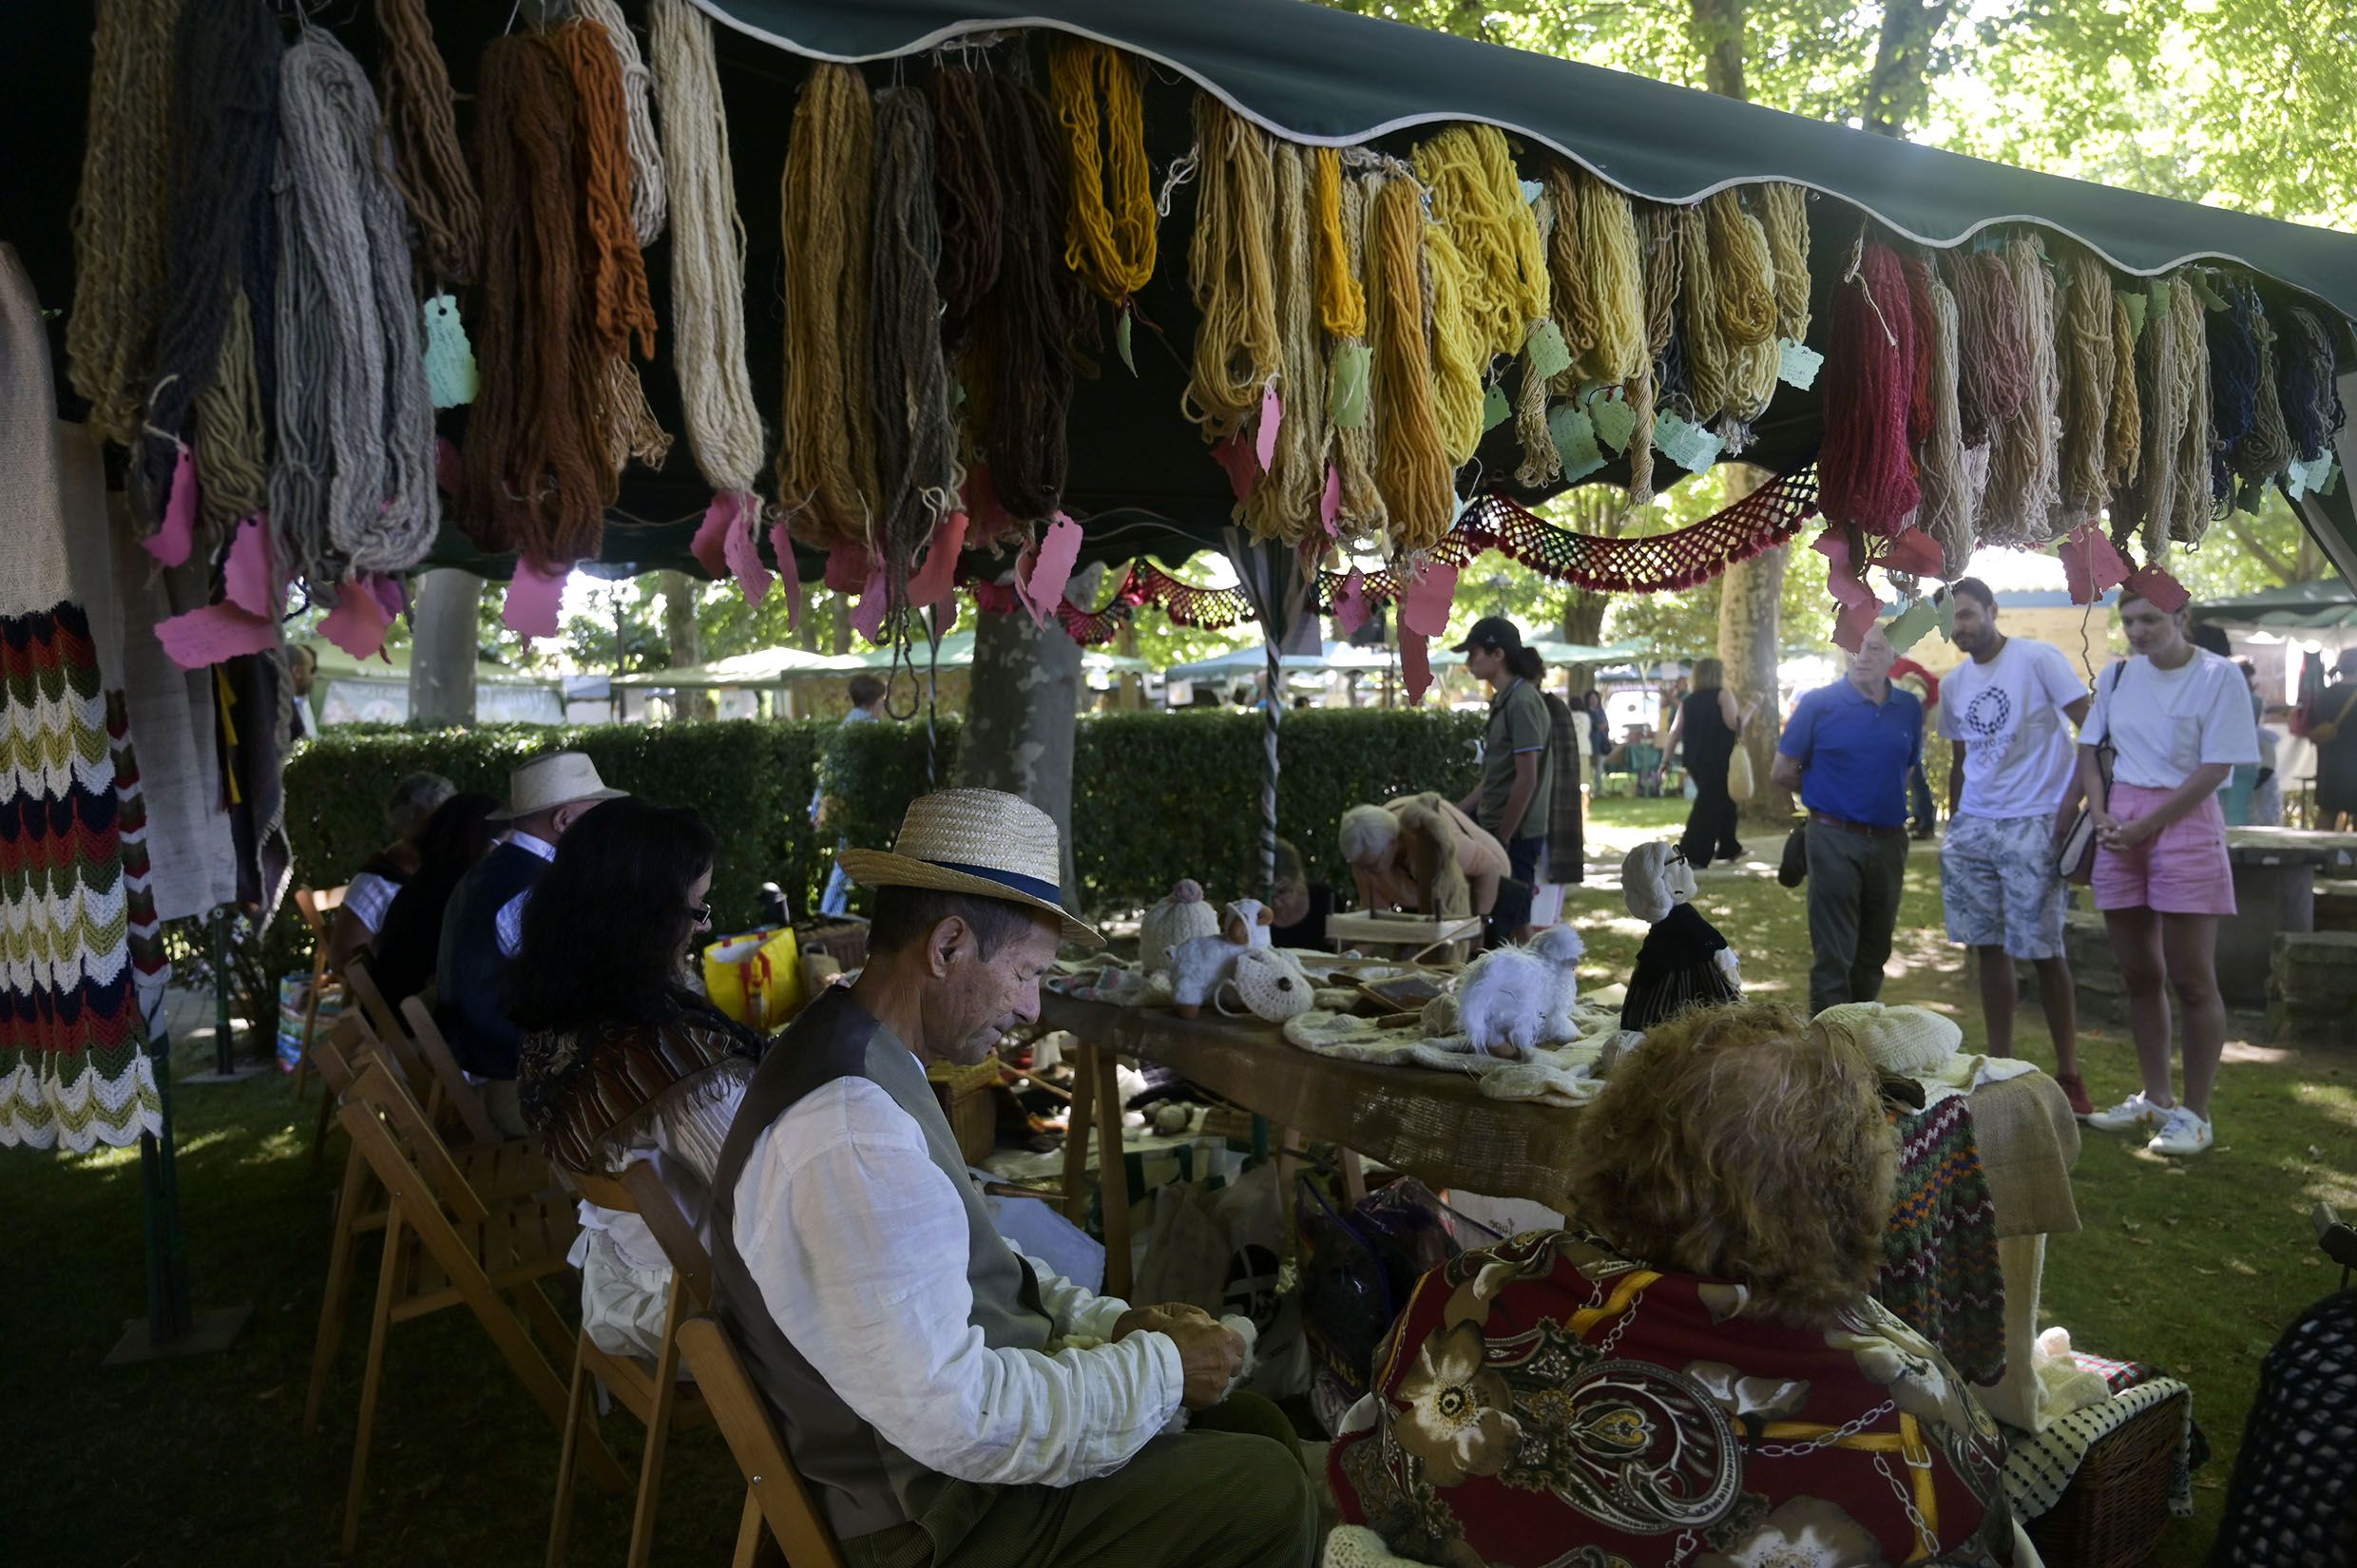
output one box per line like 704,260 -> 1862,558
275,974 -> 341,1073
701,926 -> 805,1030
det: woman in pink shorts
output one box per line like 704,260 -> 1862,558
2077,589 -> 2259,1157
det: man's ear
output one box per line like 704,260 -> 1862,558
927,914 -> 970,977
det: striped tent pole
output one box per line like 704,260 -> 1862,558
1262,630 -> 1279,901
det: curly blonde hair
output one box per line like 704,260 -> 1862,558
1563,1002 -> 1897,1329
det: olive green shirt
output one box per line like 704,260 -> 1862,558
1479,679 -> 1553,842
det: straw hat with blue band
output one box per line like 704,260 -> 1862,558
836,788 -> 1104,948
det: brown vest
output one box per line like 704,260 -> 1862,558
706,985 -> 1051,1539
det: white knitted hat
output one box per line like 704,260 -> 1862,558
1813,1003 -> 1963,1075
1224,947 -> 1313,1023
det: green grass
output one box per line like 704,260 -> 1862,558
6,795 -> 2351,1565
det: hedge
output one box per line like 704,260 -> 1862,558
281,708 -> 1489,955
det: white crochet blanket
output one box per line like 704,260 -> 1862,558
1280,1003 -> 1622,1108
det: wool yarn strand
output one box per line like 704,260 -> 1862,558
1049,40 -> 1157,304
1369,177 -> 1453,551
1817,237 -> 1920,534
1242,143 -> 1326,544
1759,182 -> 1812,342
1627,202 -> 1683,506
973,71 -> 1083,524
1313,147 -> 1366,338
2054,249 -> 2117,526
551,18 -> 658,363
1330,169 -> 1389,544
1184,95 -> 1280,438
575,0 -> 667,246
1982,236 -> 2061,546
373,0 -> 481,282
1411,124 -> 1548,362
192,290 -> 270,527
1913,260 -> 1975,574
928,65 -> 1004,352
869,84 -> 960,602
777,63 -> 880,546
1570,169 -> 1645,385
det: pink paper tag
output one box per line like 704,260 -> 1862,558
932,593 -> 960,634
1882,526 -> 1946,578
1255,383 -> 1282,473
852,562 -> 891,643
1015,515 -> 1083,627
1813,530 -> 1879,615
434,435 -> 464,496
690,492 -> 739,580
318,582 -> 394,662
154,603 -> 279,671
722,501 -> 773,607
2122,564 -> 2191,614
363,572 -> 407,631
144,442 -> 198,567
770,523 -> 802,632
1400,633 -> 1432,705
1332,567 -> 1370,638
1319,465 -> 1343,537
1211,432 -> 1258,502
503,557 -> 567,642
824,541 -> 874,596
222,516 -> 279,620
1833,598 -> 1881,653
905,510 -> 969,610
1397,561 -> 1458,640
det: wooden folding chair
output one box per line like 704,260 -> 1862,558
398,994 -> 504,1148
291,884 -> 349,1101
675,1315 -> 850,1568
333,1061 -> 622,1556
303,1017 -> 552,1437
546,1160 -> 718,1568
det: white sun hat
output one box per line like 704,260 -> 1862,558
836,788 -> 1103,947
491,751 -> 628,822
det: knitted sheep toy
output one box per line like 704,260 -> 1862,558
1170,899 -> 1274,1019
1454,925 -> 1585,1058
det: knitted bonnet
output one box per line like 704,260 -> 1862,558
1813,1002 -> 1963,1075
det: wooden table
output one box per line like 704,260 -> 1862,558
2219,828 -> 2357,1006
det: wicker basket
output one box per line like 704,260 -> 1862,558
798,919 -> 870,972
929,1054 -> 1003,1165
2025,1391 -> 2187,1568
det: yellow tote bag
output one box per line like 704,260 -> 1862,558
701,926 -> 807,1030
1727,742 -> 1756,804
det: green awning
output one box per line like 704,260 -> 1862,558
2192,579 -> 2357,630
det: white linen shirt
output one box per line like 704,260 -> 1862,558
494,831 -> 559,958
731,1073 -> 1184,1489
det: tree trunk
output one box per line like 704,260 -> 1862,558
959,566 -> 1102,903
795,585 -> 819,652
409,569 -> 480,726
660,570 -> 716,721
1117,619 -> 1146,710
1862,0 -> 1953,136
1560,591 -> 1610,696
1688,0 -> 1746,99
831,593 -> 852,656
1716,498 -> 1793,825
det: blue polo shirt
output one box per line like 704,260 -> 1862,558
1778,679 -> 1925,828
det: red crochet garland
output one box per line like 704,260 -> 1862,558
969,466 -> 1821,645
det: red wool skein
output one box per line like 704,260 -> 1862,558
1818,239 -> 1921,536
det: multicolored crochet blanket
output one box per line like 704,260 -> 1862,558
1877,1092 -> 2005,1385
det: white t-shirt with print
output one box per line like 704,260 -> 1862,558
2081,648 -> 2261,791
1940,638 -> 2088,819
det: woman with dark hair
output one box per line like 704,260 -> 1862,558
1662,656 -> 1750,869
513,797 -> 768,1359
1451,617 -> 1554,889
1331,1004 -> 2019,1567
366,791 -> 497,1006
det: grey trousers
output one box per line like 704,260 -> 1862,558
841,1392 -> 1319,1568
1805,821 -> 1911,1014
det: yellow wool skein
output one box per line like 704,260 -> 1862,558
1425,221 -> 1489,462
1242,143 -> 1328,545
1628,202 -> 1683,506
1313,146 -> 1367,338
1332,170 -> 1389,542
1572,168 -> 1647,385
1050,40 -> 1157,303
1706,189 -> 1779,350
1412,124 -> 1548,362
777,62 -> 879,547
1676,203 -> 1733,423
1370,177 -> 1454,552
1184,95 -> 1281,438
1758,182 -> 1812,342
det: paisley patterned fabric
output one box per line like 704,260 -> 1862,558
1332,1231 -> 2016,1568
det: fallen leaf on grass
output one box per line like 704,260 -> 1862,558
2119,1216 -> 2143,1233
2163,1215 -> 2181,1227
2227,1259 -> 2259,1276
2303,1256 -> 2324,1267
2127,1235 -> 2154,1246
2309,1145 -> 2327,1159
2193,1266 -> 2218,1276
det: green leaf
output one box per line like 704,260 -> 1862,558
1116,309 -> 1137,377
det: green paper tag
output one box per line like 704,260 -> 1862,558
1653,410 -> 1723,473
2120,290 -> 2148,341
1523,318 -> 1573,382
1587,390 -> 1637,453
1937,587 -> 1958,643
1330,344 -> 1372,430
1116,310 -> 1136,376
1547,404 -> 1605,481
1776,337 -> 1824,391
2190,272 -> 2229,312
1483,381 -> 1511,432
2287,452 -> 2339,500
1887,598 -> 1938,654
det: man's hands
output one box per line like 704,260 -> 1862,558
1113,1303 -> 1242,1409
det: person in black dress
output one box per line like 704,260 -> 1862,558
1662,657 -> 1750,869
369,792 -> 497,1006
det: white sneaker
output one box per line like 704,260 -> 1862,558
2085,1091 -> 2167,1134
2146,1105 -> 2214,1157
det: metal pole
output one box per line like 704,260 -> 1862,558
1262,633 -> 1280,902
211,908 -> 233,1077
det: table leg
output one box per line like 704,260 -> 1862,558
1062,1044 -> 1095,1229
1338,1148 -> 1368,1207
1092,1043 -> 1133,1301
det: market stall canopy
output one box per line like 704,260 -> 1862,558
2192,580 -> 2357,630
615,627 -> 1150,686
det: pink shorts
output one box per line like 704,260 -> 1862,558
2091,782 -> 2236,915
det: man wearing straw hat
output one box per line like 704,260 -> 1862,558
708,788 -> 1317,1567
435,752 -> 625,1137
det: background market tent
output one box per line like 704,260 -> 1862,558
2193,580 -> 2357,630
612,628 -> 1151,688
306,643 -> 564,727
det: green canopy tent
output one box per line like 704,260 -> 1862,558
611,627 -> 1151,686
2192,580 -> 2357,631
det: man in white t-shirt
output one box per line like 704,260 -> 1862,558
1939,580 -> 2094,1115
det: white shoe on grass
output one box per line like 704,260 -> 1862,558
2085,1091 -> 2166,1134
2146,1105 -> 2214,1157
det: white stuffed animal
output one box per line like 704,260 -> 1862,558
1170,899 -> 1274,1018
1454,925 -> 1585,1058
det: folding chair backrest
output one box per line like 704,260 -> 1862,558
571,1161 -> 714,1308
676,1316 -> 850,1568
345,1061 -> 490,1228
343,957 -> 435,1103
398,995 -> 502,1148
312,1015 -> 367,1100
295,884 -> 348,943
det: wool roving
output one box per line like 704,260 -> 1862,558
67,0 -> 184,445
271,28 -> 440,583
1048,39 -> 1157,304
647,0 -> 764,498
1816,238 -> 1921,535
574,0 -> 667,247
777,63 -> 880,548
373,0 -> 481,282
1369,177 -> 1454,552
1185,95 -> 1282,439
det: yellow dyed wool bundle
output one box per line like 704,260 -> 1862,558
1049,39 -> 1157,303
1425,222 -> 1488,462
1627,202 -> 1683,505
1313,146 -> 1367,339
2055,249 -> 2117,526
1411,124 -> 1549,362
1184,95 -> 1281,438
1370,177 -> 1454,551
1758,182 -> 1812,342
1241,143 -> 1329,545
1331,169 -> 1389,543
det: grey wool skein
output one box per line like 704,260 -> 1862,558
269,29 -> 440,584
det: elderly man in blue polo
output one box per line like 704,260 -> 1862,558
1770,622 -> 1926,1014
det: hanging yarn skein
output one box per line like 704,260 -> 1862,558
929,64 -> 1004,353
551,18 -> 658,363
2164,276 -> 2216,547
193,292 -> 270,527
1569,168 -> 1646,386
373,0 -> 481,282
1948,250 -> 2029,451
777,63 -> 880,548
1542,166 -> 1598,368
647,0 -> 763,499
1313,147 -> 1366,339
142,0 -> 281,511
1674,203 -> 1734,426
1330,169 -> 1389,544
870,85 -> 961,609
2103,291 -> 2142,497
575,0 -> 667,246
2054,249 -> 2117,527
1759,183 -> 1812,342
2280,306 -> 2348,462
1425,221 -> 1489,462
1627,202 -> 1683,506
1049,40 -> 1157,304
1816,237 -> 1920,535
1412,124 -> 1549,363
1912,259 -> 1975,575
2204,276 -> 2261,505
2229,290 -> 2291,500
1706,190 -> 1781,429
974,70 -> 1083,525
1982,236 -> 2061,547
67,0 -> 185,445
1369,177 -> 1455,551
1242,143 -> 1327,544
464,34 -> 610,565
2120,276 -> 2190,563
1184,94 -> 1281,439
